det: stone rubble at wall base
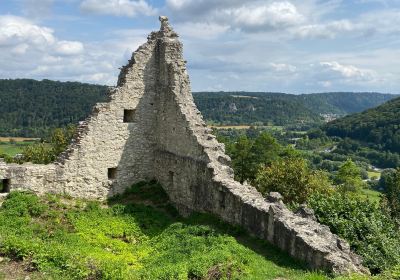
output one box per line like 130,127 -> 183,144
0,16 -> 368,275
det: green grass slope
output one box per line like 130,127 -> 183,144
0,181 -> 365,280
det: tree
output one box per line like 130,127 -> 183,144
229,135 -> 254,183
255,157 -> 332,204
335,159 -> 365,193
380,168 -> 400,219
227,133 -> 283,184
250,132 -> 281,166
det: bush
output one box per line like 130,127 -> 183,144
2,191 -> 48,217
255,157 -> 332,204
308,191 -> 400,274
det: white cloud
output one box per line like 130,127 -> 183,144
270,62 -> 297,73
320,61 -> 376,81
0,15 -> 97,82
0,15 -> 55,47
0,15 -> 84,56
293,20 -> 358,39
175,22 -> 229,39
80,0 -> 157,17
55,41 -> 84,56
226,2 -> 305,31
167,0 -> 306,32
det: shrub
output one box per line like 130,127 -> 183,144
308,191 -> 400,274
255,157 -> 332,204
2,191 -> 48,217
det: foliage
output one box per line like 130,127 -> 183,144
255,157 -> 332,204
225,132 -> 282,183
19,125 -> 76,164
379,168 -> 400,220
0,79 -> 108,138
227,135 -> 254,183
308,191 -> 400,274
21,143 -> 56,164
0,186 -> 333,280
324,96 -> 400,154
194,91 -> 395,127
335,159 -> 365,193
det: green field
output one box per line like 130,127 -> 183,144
367,171 -> 381,180
0,141 -> 36,157
360,188 -> 382,203
0,182 -> 376,280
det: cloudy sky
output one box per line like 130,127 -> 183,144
1,0 -> 399,93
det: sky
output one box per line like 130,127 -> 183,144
0,0 -> 399,93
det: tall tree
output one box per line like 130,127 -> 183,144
336,159 -> 365,193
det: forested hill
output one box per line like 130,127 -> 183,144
298,92 -> 396,114
193,92 -> 321,126
193,91 -> 397,126
0,79 -> 397,137
0,79 -> 108,137
324,96 -> 400,153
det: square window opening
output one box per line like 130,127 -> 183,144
123,109 -> 136,123
108,168 -> 117,180
0,179 -> 10,193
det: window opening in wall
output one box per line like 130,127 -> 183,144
219,190 -> 226,209
169,171 -> 174,187
108,168 -> 117,180
0,179 -> 10,193
123,109 -> 136,123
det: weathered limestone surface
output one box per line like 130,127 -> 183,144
0,17 -> 368,274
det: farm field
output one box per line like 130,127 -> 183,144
209,125 -> 284,130
0,141 -> 37,157
367,170 -> 381,180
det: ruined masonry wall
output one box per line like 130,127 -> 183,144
0,34 -> 160,198
0,17 -> 367,274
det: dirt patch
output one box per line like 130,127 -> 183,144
0,258 -> 45,280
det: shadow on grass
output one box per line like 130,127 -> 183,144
107,181 -> 311,273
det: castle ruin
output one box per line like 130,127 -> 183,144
0,17 -> 367,275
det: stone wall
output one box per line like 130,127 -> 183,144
0,16 -> 368,274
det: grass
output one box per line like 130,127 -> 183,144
0,182 -> 375,280
0,182 -> 382,280
209,125 -> 252,129
0,141 -> 37,157
360,188 -> 382,204
209,125 -> 284,131
367,171 -> 381,180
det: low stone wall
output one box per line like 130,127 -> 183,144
0,17 -> 368,274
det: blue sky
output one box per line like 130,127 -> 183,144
0,0 -> 399,93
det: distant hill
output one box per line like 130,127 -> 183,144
0,79 -> 108,137
0,79 -> 397,137
299,92 -> 396,115
193,92 -> 321,126
324,96 -> 400,153
193,91 -> 397,126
